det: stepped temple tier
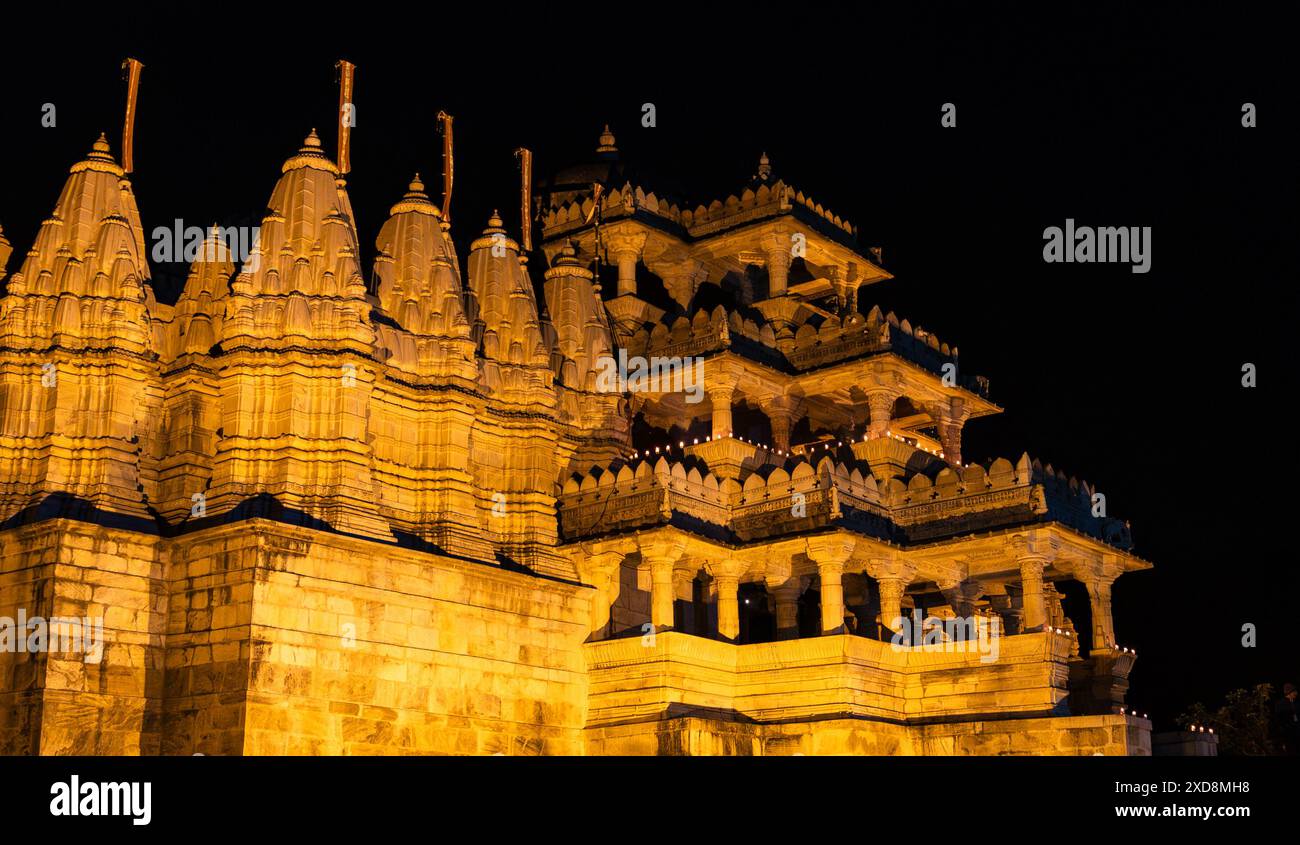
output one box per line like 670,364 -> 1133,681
0,126 -> 1151,756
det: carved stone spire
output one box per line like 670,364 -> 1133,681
372,174 -> 476,380
467,210 -> 553,405
0,134 -> 154,352
202,132 -> 388,539
163,225 -> 234,360
543,241 -> 613,392
223,130 -> 372,352
0,134 -> 160,520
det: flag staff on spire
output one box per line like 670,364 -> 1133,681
336,59 -> 356,175
437,111 -> 455,225
515,147 -> 533,260
120,58 -> 144,173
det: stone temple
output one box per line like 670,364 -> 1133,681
0,124 -> 1151,755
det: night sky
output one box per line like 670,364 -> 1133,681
0,4 -> 1294,729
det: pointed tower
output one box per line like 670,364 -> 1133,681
154,227 -> 233,523
0,135 -> 162,521
204,131 -> 389,539
466,210 -> 553,405
372,174 -> 475,377
544,242 -> 613,389
367,176 -> 493,560
543,242 -> 631,468
459,212 -> 572,574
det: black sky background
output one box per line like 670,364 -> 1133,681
0,4 -> 1294,730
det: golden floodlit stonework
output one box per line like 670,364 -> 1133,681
0,127 -> 1151,755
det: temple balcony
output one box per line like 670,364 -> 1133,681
623,303 -> 990,398
557,449 -> 1133,550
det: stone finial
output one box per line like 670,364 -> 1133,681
69,133 -> 123,176
596,124 -> 617,154
388,173 -> 438,217
555,239 -> 580,265
484,209 -> 505,233
281,128 -> 337,174
757,151 -> 772,180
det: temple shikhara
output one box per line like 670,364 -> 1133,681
0,113 -> 1152,755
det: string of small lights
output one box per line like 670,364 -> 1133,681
623,430 -> 955,463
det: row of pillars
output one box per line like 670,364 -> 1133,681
605,231 -> 795,300
640,546 -> 913,643
604,226 -> 878,309
594,547 -> 1116,650
701,385 -> 967,466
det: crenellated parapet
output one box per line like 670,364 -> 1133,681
540,177 -> 860,250
624,300 -> 984,391
682,178 -> 856,242
557,447 -> 1131,550
541,182 -> 684,242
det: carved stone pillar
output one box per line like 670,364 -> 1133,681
606,231 -> 646,298
649,558 -> 675,630
807,538 -> 855,635
876,577 -> 907,633
707,559 -> 747,642
817,561 -> 845,635
866,557 -> 915,635
1018,556 -> 1049,632
930,398 -> 970,465
770,414 -> 792,453
714,575 -> 740,641
1084,575 -> 1116,651
763,236 -> 793,297
763,398 -> 796,453
575,550 -> 625,640
865,389 -> 898,440
708,384 -> 735,440
641,539 -> 684,632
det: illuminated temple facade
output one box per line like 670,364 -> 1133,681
0,126 -> 1152,755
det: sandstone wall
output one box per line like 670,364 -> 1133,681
0,520 -> 166,754
0,518 -> 592,755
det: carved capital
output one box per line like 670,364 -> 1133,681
705,557 -> 748,582
1009,531 -> 1058,564
804,535 -> 856,569
575,549 -> 624,582
758,228 -> 795,261
863,556 -> 916,584
638,535 -> 686,568
604,230 -> 647,259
